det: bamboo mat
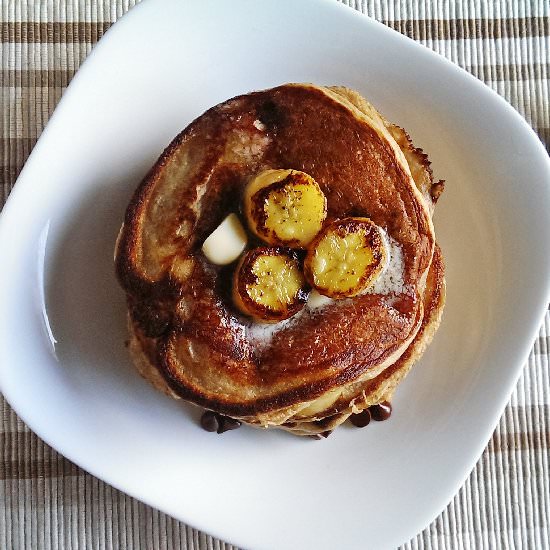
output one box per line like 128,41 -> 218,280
1,1 -> 549,548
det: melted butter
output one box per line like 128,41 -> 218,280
245,230 -> 406,349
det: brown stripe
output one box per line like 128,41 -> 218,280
2,163 -> 23,180
0,457 -> 81,480
0,430 -> 545,480
491,429 -> 550,453
536,128 -> 550,153
1,70 -> 75,88
0,137 -> 37,151
384,16 -> 550,40
490,404 -> 550,453
534,335 -> 550,354
1,17 -> 549,44
1,138 -> 37,202
2,166 -> 19,204
1,137 -> 37,160
466,63 -> 549,82
0,21 -> 112,44
0,433 -> 545,480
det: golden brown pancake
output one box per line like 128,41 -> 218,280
115,84 -> 445,435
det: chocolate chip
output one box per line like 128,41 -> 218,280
369,401 -> 392,421
217,416 -> 242,434
200,411 -> 242,434
350,409 -> 371,428
257,100 -> 282,128
320,430 -> 332,438
200,411 -> 219,432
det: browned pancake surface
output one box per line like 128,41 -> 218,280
116,84 -> 435,416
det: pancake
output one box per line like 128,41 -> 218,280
115,83 -> 445,435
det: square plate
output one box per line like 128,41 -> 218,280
1,1 -> 549,548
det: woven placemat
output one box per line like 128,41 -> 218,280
1,1 -> 549,548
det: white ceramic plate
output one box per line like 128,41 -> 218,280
1,1 -> 550,548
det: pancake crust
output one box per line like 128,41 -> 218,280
116,84 -> 445,434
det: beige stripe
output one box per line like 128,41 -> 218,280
1,22 -> 111,44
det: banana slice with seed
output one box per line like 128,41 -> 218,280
304,217 -> 387,298
244,169 -> 327,248
233,247 -> 309,322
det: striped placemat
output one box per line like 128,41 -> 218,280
1,1 -> 549,548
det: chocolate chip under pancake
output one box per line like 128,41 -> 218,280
115,84 -> 445,435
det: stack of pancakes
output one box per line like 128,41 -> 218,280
115,84 -> 445,436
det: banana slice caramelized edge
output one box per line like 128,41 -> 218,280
233,247 -> 310,323
244,169 -> 327,248
304,217 -> 387,298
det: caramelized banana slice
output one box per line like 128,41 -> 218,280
244,169 -> 327,248
233,247 -> 309,322
304,217 -> 387,298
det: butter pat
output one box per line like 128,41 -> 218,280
202,213 -> 247,265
